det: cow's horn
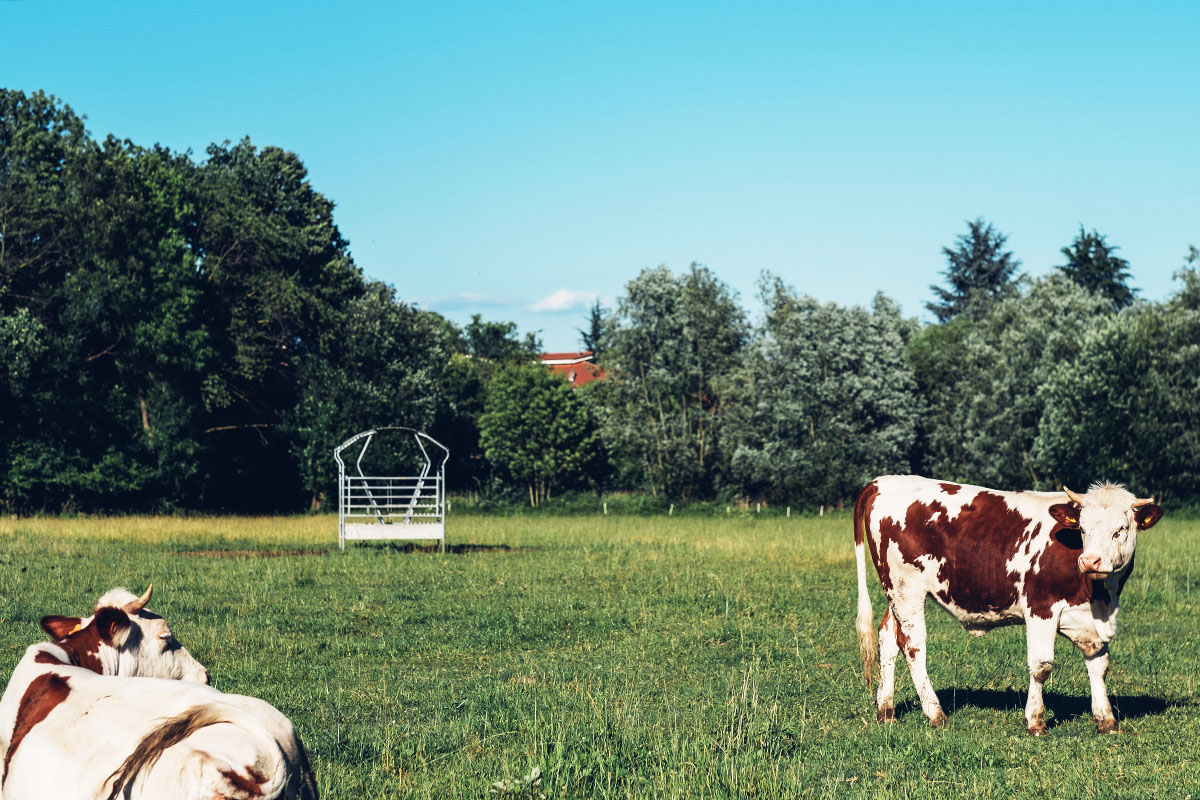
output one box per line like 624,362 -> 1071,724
1063,486 -> 1085,505
124,585 -> 153,614
1131,497 -> 1155,508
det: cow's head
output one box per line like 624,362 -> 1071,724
39,586 -> 210,684
1049,483 -> 1164,577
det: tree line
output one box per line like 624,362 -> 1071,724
2,90 -> 1197,513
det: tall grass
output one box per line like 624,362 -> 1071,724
0,514 -> 1196,798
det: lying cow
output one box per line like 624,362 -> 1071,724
0,587 -> 318,799
854,476 -> 1163,734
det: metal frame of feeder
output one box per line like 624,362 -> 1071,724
334,427 -> 449,550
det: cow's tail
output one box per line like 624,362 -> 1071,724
104,707 -> 223,800
854,484 -> 877,690
104,705 -> 318,800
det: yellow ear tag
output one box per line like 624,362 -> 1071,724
68,623 -> 82,635
1065,517 -> 1076,525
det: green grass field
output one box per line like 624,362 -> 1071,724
0,513 -> 1197,799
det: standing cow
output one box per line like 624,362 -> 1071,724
854,475 -> 1163,734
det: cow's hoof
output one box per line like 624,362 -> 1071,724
1095,717 -> 1119,734
928,710 -> 948,728
877,705 -> 896,723
1027,721 -> 1047,736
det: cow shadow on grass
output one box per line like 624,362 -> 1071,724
895,689 -> 1178,728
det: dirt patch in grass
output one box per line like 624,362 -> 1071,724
354,542 -> 532,555
182,543 -> 531,557
182,548 -> 329,558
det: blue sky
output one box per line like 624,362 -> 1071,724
4,1 -> 1197,349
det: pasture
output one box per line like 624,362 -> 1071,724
0,513 -> 1197,799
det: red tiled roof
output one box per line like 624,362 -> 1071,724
539,352 -> 606,386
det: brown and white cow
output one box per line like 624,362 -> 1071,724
854,475 -> 1163,735
0,587 -> 318,799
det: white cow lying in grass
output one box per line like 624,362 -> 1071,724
0,587 -> 318,800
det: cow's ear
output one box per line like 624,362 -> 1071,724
40,616 -> 82,640
1135,504 -> 1164,531
1049,503 -> 1081,528
93,607 -> 132,647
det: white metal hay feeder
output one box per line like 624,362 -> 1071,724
334,427 -> 449,551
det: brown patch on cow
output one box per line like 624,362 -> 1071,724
1095,716 -> 1119,734
1025,521 -> 1094,619
1032,664 -> 1052,684
877,607 -> 916,659
219,766 -> 267,796
854,481 -> 880,546
182,549 -> 327,558
4,674 -> 71,782
32,651 -> 65,665
938,482 -> 961,495
1027,716 -> 1047,736
869,492 -> 1031,616
54,627 -> 103,673
895,625 -> 916,660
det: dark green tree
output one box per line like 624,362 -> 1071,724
906,315 -> 976,481
429,314 -> 541,493
188,138 -> 365,510
285,282 -> 450,511
578,299 -> 605,358
1057,226 -> 1136,311
927,218 -> 1022,322
479,363 -> 601,505
1,91 -> 214,509
463,314 -> 541,362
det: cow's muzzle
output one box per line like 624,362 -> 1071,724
1077,554 -> 1108,577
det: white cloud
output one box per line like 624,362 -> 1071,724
530,288 -> 598,313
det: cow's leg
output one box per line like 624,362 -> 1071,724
1024,617 -> 1058,735
893,597 -> 946,727
1083,646 -> 1117,732
876,606 -> 900,722
1062,633 -> 1117,733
